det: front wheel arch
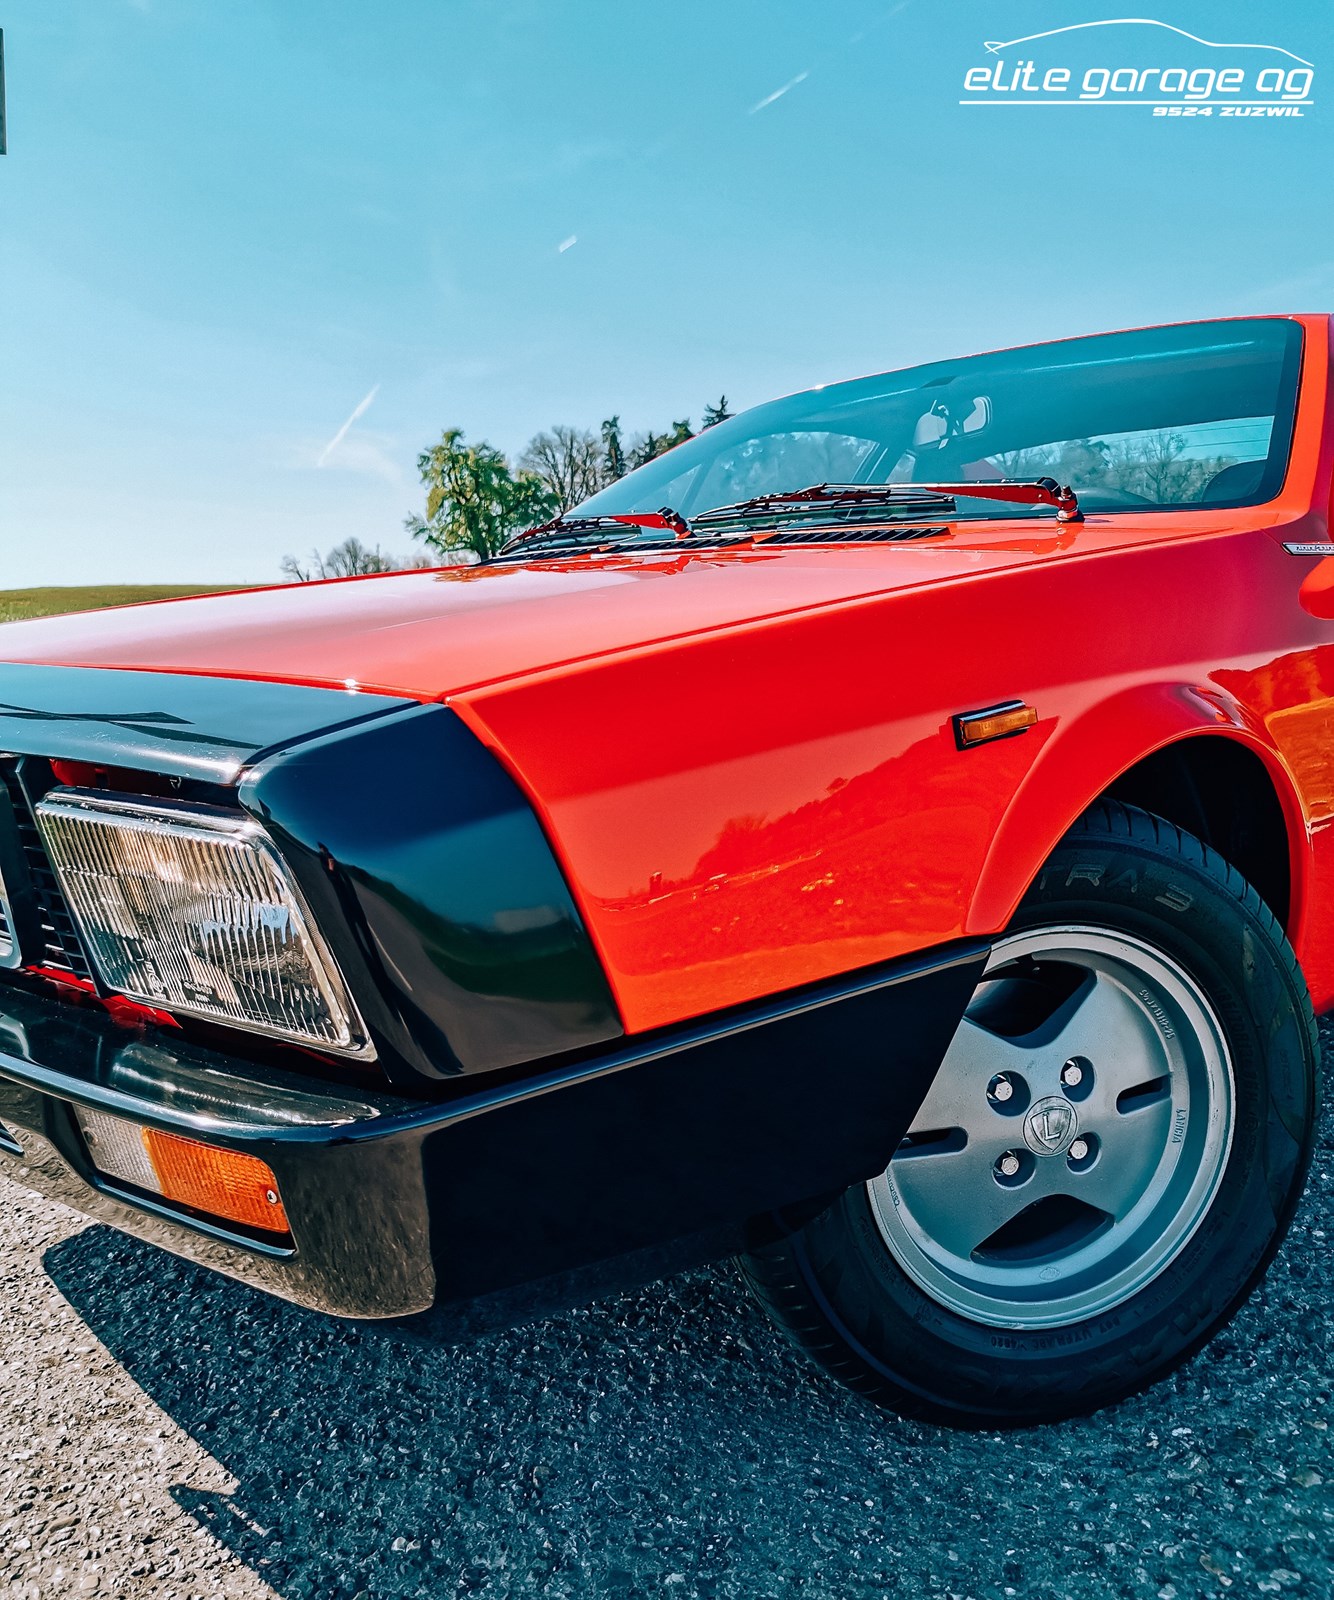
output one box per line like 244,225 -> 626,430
967,685 -> 1310,956
1103,734 -> 1291,928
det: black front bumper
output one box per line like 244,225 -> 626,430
0,941 -> 987,1320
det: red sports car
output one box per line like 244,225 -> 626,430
0,314 -> 1325,1424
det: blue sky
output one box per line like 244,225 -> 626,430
1,0 -> 1331,587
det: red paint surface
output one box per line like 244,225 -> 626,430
4,315 -> 1334,1033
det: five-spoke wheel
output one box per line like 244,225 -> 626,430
869,926 -> 1233,1328
742,802 -> 1318,1423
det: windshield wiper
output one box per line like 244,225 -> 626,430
501,506 -> 690,557
907,477 -> 1082,522
693,476 -> 1082,527
499,476 -> 1082,560
692,484 -> 955,527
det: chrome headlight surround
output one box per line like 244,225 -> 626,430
36,789 -> 374,1059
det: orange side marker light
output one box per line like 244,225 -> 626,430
953,701 -> 1038,750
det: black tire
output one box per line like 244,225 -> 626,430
741,800 -> 1319,1425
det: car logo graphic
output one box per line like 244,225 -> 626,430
1023,1096 -> 1078,1156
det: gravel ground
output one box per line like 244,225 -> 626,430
3,1039 -> 1333,1600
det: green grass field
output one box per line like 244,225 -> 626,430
0,585 -> 252,625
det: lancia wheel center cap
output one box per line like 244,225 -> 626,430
1023,1095 -> 1078,1157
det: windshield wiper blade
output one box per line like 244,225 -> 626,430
501,506 -> 690,556
692,484 -> 956,526
691,476 -> 1083,528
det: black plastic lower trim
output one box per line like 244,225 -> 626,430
0,939 -> 988,1319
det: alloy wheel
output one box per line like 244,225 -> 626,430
868,925 -> 1235,1329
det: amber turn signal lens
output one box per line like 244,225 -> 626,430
954,702 -> 1038,749
142,1128 -> 291,1235
75,1105 -> 290,1237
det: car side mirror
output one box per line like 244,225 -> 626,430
1299,556 -> 1334,619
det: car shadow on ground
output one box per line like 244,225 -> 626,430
42,1062 -> 1334,1600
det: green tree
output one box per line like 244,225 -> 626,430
629,420 -> 693,468
701,396 -> 732,430
601,415 -> 626,482
405,428 -> 557,561
629,429 -> 664,469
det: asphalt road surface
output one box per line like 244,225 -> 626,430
3,1034 -> 1333,1600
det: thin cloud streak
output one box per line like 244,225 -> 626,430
317,384 -> 380,467
744,7 -> 910,118
558,235 -> 578,253
749,71 -> 809,113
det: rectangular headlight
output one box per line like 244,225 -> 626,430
36,790 -> 373,1058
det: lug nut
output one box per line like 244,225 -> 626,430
1061,1061 -> 1084,1088
1069,1138 -> 1089,1162
989,1076 -> 1015,1103
997,1151 -> 1022,1178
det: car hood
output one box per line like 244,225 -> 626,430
0,536 -> 1102,700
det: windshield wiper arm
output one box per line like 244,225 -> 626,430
691,476 -> 1082,527
907,477 -> 1083,522
501,506 -> 691,556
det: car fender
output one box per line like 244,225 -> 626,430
966,679 -> 1313,951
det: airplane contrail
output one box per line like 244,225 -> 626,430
317,384 -> 380,467
750,71 -> 809,114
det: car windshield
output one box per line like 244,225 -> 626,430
572,318 -> 1303,528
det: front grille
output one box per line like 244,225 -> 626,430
0,761 -> 93,979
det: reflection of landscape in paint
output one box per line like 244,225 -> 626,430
595,719 -> 1039,1022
